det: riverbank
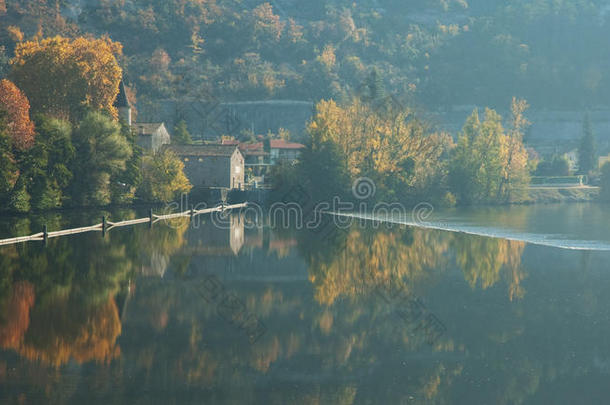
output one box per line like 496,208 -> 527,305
518,186 -> 600,204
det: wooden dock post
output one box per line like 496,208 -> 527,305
149,208 -> 153,228
42,225 -> 48,246
102,216 -> 107,237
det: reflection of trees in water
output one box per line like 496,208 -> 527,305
20,296 -> 121,367
452,235 -> 526,301
0,214 -> 191,369
306,226 -> 451,306
0,281 -> 35,351
302,224 -> 527,305
0,215 -> 535,403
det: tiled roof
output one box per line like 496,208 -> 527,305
270,139 -> 305,149
163,144 -> 239,157
113,80 -> 130,108
133,123 -> 165,136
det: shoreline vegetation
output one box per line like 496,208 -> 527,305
0,33 -> 609,213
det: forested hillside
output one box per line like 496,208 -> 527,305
2,0 -> 610,110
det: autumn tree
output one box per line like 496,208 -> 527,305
0,79 -> 35,150
10,36 -> 123,121
306,98 -> 449,202
251,3 -> 285,42
138,150 -> 191,202
497,98 -> 530,202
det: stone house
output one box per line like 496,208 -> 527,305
114,80 -> 171,152
133,123 -> 171,152
163,144 -> 245,189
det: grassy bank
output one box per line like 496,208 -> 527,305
515,187 -> 600,204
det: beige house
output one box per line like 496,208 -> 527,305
163,144 -> 245,189
133,123 -> 171,152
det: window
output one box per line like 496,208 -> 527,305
235,165 -> 241,174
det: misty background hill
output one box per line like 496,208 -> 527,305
2,0 -> 610,150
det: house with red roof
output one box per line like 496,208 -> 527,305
269,139 -> 305,164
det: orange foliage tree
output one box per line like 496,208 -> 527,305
0,79 -> 35,150
10,36 -> 123,120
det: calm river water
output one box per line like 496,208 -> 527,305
1,203 -> 610,404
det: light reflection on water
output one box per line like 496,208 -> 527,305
0,204 -> 609,404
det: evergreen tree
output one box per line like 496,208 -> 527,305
361,68 -> 386,104
172,119 -> 193,145
578,113 -> 597,174
25,116 -> 75,210
70,111 -> 132,206
111,121 -> 142,204
0,124 -> 18,210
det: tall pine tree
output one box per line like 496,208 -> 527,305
578,113 -> 597,174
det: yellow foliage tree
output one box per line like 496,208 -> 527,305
10,35 -> 123,120
307,98 -> 449,199
139,150 -> 192,202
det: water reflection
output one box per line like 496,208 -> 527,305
1,209 -> 609,404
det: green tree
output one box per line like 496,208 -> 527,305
0,129 -> 18,210
296,138 -> 350,203
362,68 -> 386,104
449,108 -> 505,204
578,113 -> 597,174
172,119 -> 193,145
111,122 -> 142,204
599,162 -> 610,202
534,155 -> 570,176
24,116 -> 75,210
70,111 -> 132,206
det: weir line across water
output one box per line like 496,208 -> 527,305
0,202 -> 248,247
329,211 -> 610,252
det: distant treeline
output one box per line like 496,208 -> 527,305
2,0 -> 610,111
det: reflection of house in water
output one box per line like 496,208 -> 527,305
186,214 -> 245,256
139,251 -> 171,278
243,225 -> 298,258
